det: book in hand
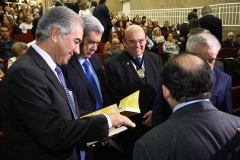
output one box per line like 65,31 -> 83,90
80,104 -> 127,146
118,90 -> 140,117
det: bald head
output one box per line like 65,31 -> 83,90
162,52 -> 212,103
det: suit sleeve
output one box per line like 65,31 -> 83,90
133,140 -> 152,160
225,77 -> 232,114
7,67 -> 109,150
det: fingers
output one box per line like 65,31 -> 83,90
108,113 -> 136,128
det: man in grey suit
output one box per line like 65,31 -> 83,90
1,7 -> 135,160
133,52 -> 240,160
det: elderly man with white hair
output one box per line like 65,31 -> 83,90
223,32 -> 236,48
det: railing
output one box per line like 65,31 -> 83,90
120,2 -> 240,26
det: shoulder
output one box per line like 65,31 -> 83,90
213,68 -> 231,80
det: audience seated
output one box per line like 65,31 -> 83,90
223,32 -> 235,48
116,20 -> 126,32
152,27 -> 165,45
103,31 -> 124,54
143,26 -> 158,54
16,12 -> 24,25
235,34 -> 240,47
163,31 -> 180,59
0,26 -> 17,70
2,16 -> 21,39
104,38 -> 123,65
161,21 -> 172,31
19,15 -> 33,34
78,3 -> 92,16
8,42 -> 28,68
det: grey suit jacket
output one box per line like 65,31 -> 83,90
134,101 -> 240,160
1,47 -> 109,160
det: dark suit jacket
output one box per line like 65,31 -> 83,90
223,39 -> 235,48
93,4 -> 111,31
214,59 -> 224,71
66,2 -> 76,12
1,47 -> 109,159
210,68 -> 232,114
199,15 -> 222,42
62,54 -> 111,116
133,101 -> 240,160
105,50 -> 167,148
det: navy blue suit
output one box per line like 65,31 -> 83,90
62,53 -> 111,116
210,68 -> 232,114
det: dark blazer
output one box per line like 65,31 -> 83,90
66,2 -> 76,12
93,4 -> 111,31
1,47 -> 109,159
214,59 -> 224,71
210,68 -> 232,114
133,101 -> 240,160
223,39 -> 235,48
199,15 -> 222,42
105,50 -> 167,153
62,54 -> 111,116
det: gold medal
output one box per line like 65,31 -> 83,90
137,69 -> 145,78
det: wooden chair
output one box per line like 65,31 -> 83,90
231,86 -> 240,115
3,58 -> 9,73
217,48 -> 234,59
158,42 -> 164,54
13,34 -> 34,44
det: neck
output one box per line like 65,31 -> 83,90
1,38 -> 10,42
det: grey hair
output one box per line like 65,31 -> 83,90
201,6 -> 212,14
36,7 -> 84,42
228,32 -> 234,36
187,28 -> 210,39
186,33 -> 221,53
81,15 -> 104,36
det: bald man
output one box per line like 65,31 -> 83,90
105,25 -> 169,159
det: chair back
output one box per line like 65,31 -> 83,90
231,86 -> 240,114
158,42 -> 164,54
3,58 -> 9,73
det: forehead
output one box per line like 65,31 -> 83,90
194,44 -> 218,60
124,28 -> 145,40
71,21 -> 84,38
84,31 -> 102,41
0,27 -> 8,31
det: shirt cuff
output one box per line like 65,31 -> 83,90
102,114 -> 112,128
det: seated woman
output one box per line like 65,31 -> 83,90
116,20 -> 126,32
78,3 -> 92,16
2,16 -> 21,39
163,31 -> 180,59
152,27 -> 165,45
103,31 -> 124,54
8,42 -> 28,68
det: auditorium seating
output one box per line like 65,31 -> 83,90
3,58 -> 9,73
13,34 -> 34,44
158,42 -> 164,54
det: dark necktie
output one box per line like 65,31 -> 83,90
82,60 -> 103,110
55,66 -> 78,119
55,66 -> 85,160
135,57 -> 141,64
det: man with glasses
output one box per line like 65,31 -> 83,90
105,24 -> 169,159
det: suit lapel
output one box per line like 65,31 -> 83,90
28,47 -> 68,103
121,51 -> 142,83
70,55 -> 95,97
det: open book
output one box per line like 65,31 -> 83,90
80,90 -> 140,145
118,90 -> 140,117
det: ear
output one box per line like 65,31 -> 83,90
51,28 -> 60,43
162,85 -> 171,99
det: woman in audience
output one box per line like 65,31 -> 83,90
116,20 -> 126,31
103,31 -> 124,53
16,12 -> 25,25
188,18 -> 200,32
3,16 -> 21,39
78,3 -> 92,16
163,31 -> 180,59
152,27 -> 165,45
8,42 -> 28,68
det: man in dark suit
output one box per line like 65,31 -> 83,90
187,32 -> 232,114
1,7 -> 135,160
105,25 -> 169,159
133,52 -> 240,160
223,32 -> 236,48
93,0 -> 112,42
199,5 -> 222,42
235,34 -> 240,47
66,0 -> 76,12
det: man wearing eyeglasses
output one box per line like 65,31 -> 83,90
105,24 -> 170,159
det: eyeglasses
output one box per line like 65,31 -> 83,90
125,39 -> 145,45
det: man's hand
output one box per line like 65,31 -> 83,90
107,113 -> 136,128
142,110 -> 152,127
237,128 -> 240,132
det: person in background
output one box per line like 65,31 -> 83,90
1,7 -> 135,160
16,12 -> 24,25
235,34 -> 240,47
133,52 -> 240,160
8,42 -> 28,68
104,38 -> 123,65
161,21 -> 172,31
163,31 -> 180,59
89,1 -> 97,14
19,15 -> 33,34
103,31 -> 124,54
2,16 -> 21,39
188,18 -> 200,32
223,32 -> 235,48
78,3 -> 92,16
152,27 -> 165,45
